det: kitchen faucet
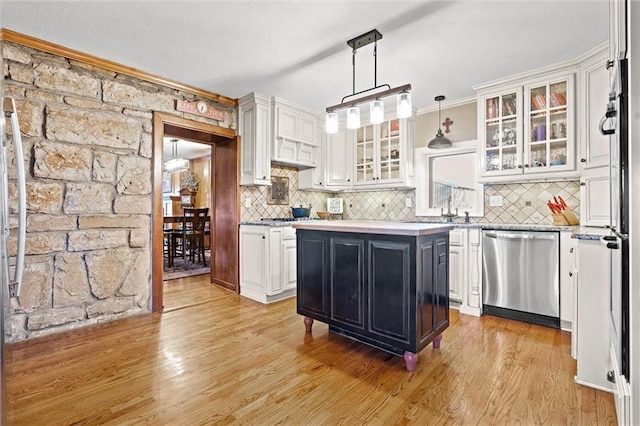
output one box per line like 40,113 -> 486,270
441,196 -> 458,222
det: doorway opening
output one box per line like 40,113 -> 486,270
152,112 -> 239,312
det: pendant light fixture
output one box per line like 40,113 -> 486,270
163,138 -> 189,174
428,95 -> 452,149
325,29 -> 412,134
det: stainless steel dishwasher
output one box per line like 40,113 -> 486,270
482,230 -> 560,328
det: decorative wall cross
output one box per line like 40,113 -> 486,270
443,117 -> 454,133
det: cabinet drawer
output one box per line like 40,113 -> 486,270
283,226 -> 297,240
449,229 -> 466,246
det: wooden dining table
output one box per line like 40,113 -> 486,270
163,215 -> 211,267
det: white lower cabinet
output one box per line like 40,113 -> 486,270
448,229 -> 467,303
240,225 -> 297,303
574,237 -> 613,391
450,227 -> 482,316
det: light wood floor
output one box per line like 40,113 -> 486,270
6,276 -> 616,425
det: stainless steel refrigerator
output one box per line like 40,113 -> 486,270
1,96 -> 27,426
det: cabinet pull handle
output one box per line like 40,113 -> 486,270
599,102 -> 616,135
580,158 -> 587,163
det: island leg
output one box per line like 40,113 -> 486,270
403,351 -> 418,371
433,333 -> 443,348
303,316 -> 314,333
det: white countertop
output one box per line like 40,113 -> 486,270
292,220 -> 455,236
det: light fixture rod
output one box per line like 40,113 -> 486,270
352,48 -> 356,95
327,83 -> 411,113
373,40 -> 377,88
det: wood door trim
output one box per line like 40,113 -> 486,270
152,112 -> 238,312
0,28 -> 237,107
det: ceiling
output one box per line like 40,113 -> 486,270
1,1 -> 608,115
162,137 -> 211,161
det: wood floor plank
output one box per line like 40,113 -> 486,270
6,276 -> 616,425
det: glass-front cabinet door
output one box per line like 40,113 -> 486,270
481,90 -> 522,176
524,76 -> 573,174
378,119 -> 401,181
355,124 -> 375,184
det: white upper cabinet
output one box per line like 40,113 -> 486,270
523,75 -> 575,175
578,46 -> 610,170
272,97 -> 320,169
239,92 -> 272,186
352,114 -> 415,189
325,128 -> 353,189
298,122 -> 326,191
476,67 -> 579,183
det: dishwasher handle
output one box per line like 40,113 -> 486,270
484,231 -> 557,240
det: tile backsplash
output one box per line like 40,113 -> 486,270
240,165 -> 330,221
240,166 -> 581,226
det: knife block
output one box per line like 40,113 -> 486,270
562,206 -> 580,225
551,213 -> 569,225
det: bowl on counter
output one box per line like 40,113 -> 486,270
317,211 -> 330,220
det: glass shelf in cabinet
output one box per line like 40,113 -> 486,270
549,108 -> 567,115
530,111 -> 548,118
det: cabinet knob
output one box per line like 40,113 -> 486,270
524,164 -> 529,168
262,236 -> 265,239
347,179 -> 351,182
569,271 -> 573,277
517,165 -> 522,169
580,158 -> 587,163
262,176 -> 267,179
580,181 -> 586,186
569,247 -> 574,253
606,60 -> 614,70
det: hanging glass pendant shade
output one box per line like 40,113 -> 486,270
163,139 -> 190,174
346,106 -> 361,129
396,91 -> 412,118
326,112 -> 339,134
370,99 -> 384,124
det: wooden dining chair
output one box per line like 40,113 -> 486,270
172,207 -> 209,266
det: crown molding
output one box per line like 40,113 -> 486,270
0,28 -> 238,107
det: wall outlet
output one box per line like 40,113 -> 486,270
405,198 -> 412,208
244,197 -> 251,208
489,195 -> 503,207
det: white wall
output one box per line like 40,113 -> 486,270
415,102 -> 477,148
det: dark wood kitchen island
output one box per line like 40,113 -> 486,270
292,221 -> 454,371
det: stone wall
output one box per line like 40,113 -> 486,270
2,41 -> 235,341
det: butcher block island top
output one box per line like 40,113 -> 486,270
292,220 -> 455,236
294,221 -> 453,371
